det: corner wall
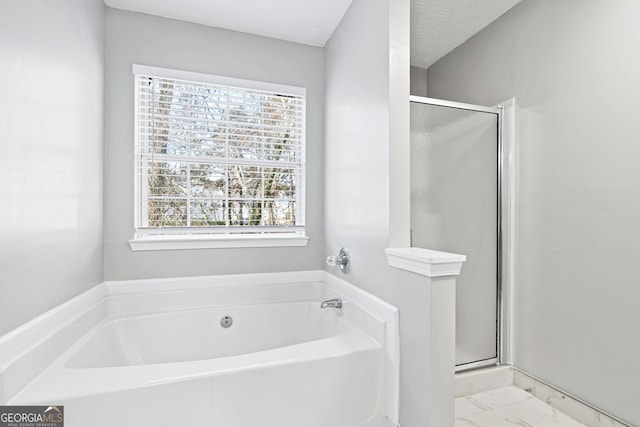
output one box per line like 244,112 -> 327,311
324,0 -> 410,302
427,1 -> 640,424
0,0 -> 105,336
104,9 -> 325,280
326,1 -> 432,426
324,0 -> 393,300
410,66 -> 427,96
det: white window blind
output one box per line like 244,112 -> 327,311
133,65 -> 306,240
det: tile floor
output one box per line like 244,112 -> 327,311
455,386 -> 586,427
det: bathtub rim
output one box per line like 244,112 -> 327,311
11,327 -> 380,404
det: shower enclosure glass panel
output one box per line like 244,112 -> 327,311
410,99 -> 499,368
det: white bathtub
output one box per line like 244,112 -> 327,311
1,271 -> 399,427
66,301 -> 353,368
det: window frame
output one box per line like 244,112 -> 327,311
129,65 -> 309,251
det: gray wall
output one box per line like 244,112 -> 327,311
326,2 -> 433,426
325,0 -> 393,301
410,66 -> 427,96
0,0 -> 105,335
427,0 -> 640,423
104,9 -> 325,280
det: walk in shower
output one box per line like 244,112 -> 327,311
409,96 -> 514,371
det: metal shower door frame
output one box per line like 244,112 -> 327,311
409,95 -> 507,372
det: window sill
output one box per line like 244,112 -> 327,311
129,234 -> 310,251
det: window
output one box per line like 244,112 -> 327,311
130,65 -> 308,250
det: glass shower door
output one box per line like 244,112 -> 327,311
410,98 -> 500,369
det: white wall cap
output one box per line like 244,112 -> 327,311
385,247 -> 466,277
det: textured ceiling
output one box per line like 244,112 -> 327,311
411,0 -> 521,69
104,0 -> 352,47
